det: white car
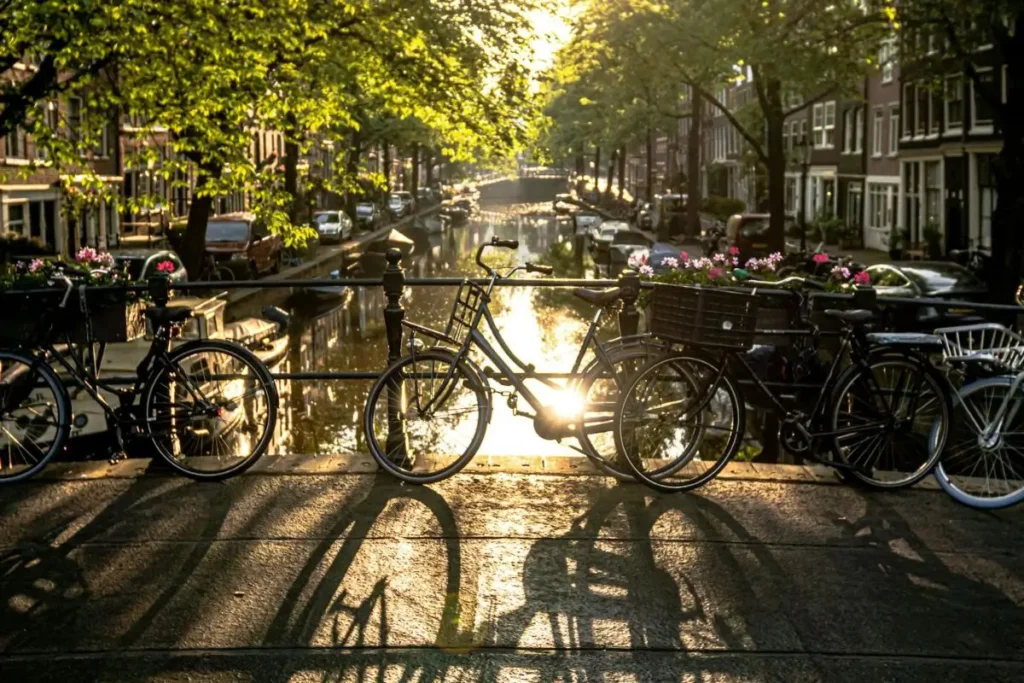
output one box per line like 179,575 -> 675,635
313,211 -> 353,244
574,212 -> 603,237
589,221 -> 632,254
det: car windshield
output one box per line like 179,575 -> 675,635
613,233 -> 651,246
314,212 -> 339,224
206,221 -> 250,242
388,196 -> 403,205
356,204 -> 373,215
902,265 -> 985,293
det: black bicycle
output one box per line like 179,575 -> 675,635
615,277 -> 953,492
362,235 -> 665,483
0,275 -> 278,483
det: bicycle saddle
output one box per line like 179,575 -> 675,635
572,287 -> 622,306
824,309 -> 874,325
145,305 -> 193,324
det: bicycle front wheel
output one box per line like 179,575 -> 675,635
143,341 -> 278,480
828,353 -> 950,489
363,350 -> 489,483
936,376 -> 1024,509
615,354 -> 745,493
0,351 -> 70,483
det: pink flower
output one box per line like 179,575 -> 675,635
707,267 -> 724,281
812,253 -> 829,265
853,271 -> 871,285
95,251 -> 115,268
679,251 -> 688,262
638,265 -> 654,276
75,246 -> 98,263
28,258 -> 45,273
156,260 -> 176,273
728,246 -> 740,256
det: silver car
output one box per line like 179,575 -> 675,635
313,211 -> 353,244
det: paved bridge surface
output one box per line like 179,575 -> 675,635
1,465 -> 1022,682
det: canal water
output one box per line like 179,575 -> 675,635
273,206 -> 619,459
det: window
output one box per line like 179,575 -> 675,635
68,97 -> 83,141
904,163 -> 921,238
785,177 -> 797,213
930,90 -> 941,134
813,102 -> 835,148
925,161 -> 941,228
872,109 -> 883,156
854,107 -> 864,152
977,154 -> 997,250
6,204 -> 26,233
4,127 -> 26,158
945,75 -> 963,130
867,183 -> 893,230
94,120 -> 112,157
847,183 -> 863,230
888,105 -> 899,156
903,84 -> 914,137
843,109 -> 854,153
917,84 -> 928,135
972,69 -> 995,128
800,119 -> 807,148
790,120 -> 800,148
880,41 -> 894,84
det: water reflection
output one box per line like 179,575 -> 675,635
270,209 -> 608,457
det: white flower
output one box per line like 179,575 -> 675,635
661,256 -> 679,269
638,265 -> 654,276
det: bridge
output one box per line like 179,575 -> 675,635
478,175 -> 569,207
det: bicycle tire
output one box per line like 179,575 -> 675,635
935,376 -> 1024,509
827,351 -> 950,489
614,353 -> 745,493
142,340 -> 278,481
574,340 -> 667,480
0,350 -> 71,483
363,348 -> 489,484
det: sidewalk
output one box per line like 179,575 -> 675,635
1,462 -> 1022,681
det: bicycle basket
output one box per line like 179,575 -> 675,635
649,283 -> 760,351
935,323 -> 1024,372
0,287 -> 145,347
444,279 -> 488,345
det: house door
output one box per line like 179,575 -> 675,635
944,156 -> 966,250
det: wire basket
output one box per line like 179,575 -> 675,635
0,287 -> 145,347
649,283 -> 760,351
444,279 -> 489,345
935,323 -> 1024,372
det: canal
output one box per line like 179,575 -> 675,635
271,204 -> 618,460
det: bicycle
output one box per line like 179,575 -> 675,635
362,235 -> 666,483
0,274 -> 278,483
614,277 -> 953,492
933,323 -> 1024,508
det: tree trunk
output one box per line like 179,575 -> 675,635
605,149 -> 616,201
990,132 -> 1024,302
593,145 -> 601,193
764,79 -> 786,252
382,142 -> 391,192
411,144 -> 420,195
645,129 -> 654,204
425,148 -> 434,187
345,133 -> 363,217
179,161 -> 222,278
617,145 -> 626,201
687,91 -> 704,239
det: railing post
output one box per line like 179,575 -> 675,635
617,269 -> 641,337
148,273 -> 170,307
382,248 -> 408,462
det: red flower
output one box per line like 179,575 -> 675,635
728,246 -> 740,256
853,271 -> 870,285
812,253 -> 829,264
708,267 -> 724,281
156,260 -> 176,273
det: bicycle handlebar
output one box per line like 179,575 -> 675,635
475,236 -> 520,274
526,263 -> 554,275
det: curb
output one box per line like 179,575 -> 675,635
24,454 -> 944,491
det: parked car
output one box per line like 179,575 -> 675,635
574,212 -> 603,238
589,221 -> 632,259
110,248 -> 188,284
416,187 -> 440,207
388,191 -> 415,218
312,211 -> 353,244
205,213 -> 284,278
647,241 -> 684,274
354,202 -> 383,231
865,262 -> 990,330
637,202 -> 653,230
608,230 -> 654,266
725,213 -> 791,261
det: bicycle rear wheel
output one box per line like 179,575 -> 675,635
0,351 -> 70,483
363,349 -> 488,483
936,376 -> 1024,509
828,353 -> 949,489
143,340 -> 278,481
615,354 -> 745,492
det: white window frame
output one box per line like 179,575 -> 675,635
888,104 -> 899,157
812,104 -> 824,147
823,101 -> 836,148
843,109 -> 853,153
5,202 -> 27,233
880,40 -> 894,84
901,83 -> 914,140
945,74 -> 963,133
971,67 -> 995,133
4,126 -> 27,159
872,108 -> 883,157
854,107 -> 864,153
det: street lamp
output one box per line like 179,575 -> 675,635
795,133 -> 814,252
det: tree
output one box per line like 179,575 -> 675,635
893,1 -> 1023,299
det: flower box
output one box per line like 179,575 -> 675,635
0,287 -> 146,346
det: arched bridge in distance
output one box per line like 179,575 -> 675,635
477,173 -> 569,207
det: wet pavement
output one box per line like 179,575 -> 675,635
1,471 -> 1022,681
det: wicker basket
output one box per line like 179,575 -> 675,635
649,283 -> 760,351
0,287 -> 146,346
